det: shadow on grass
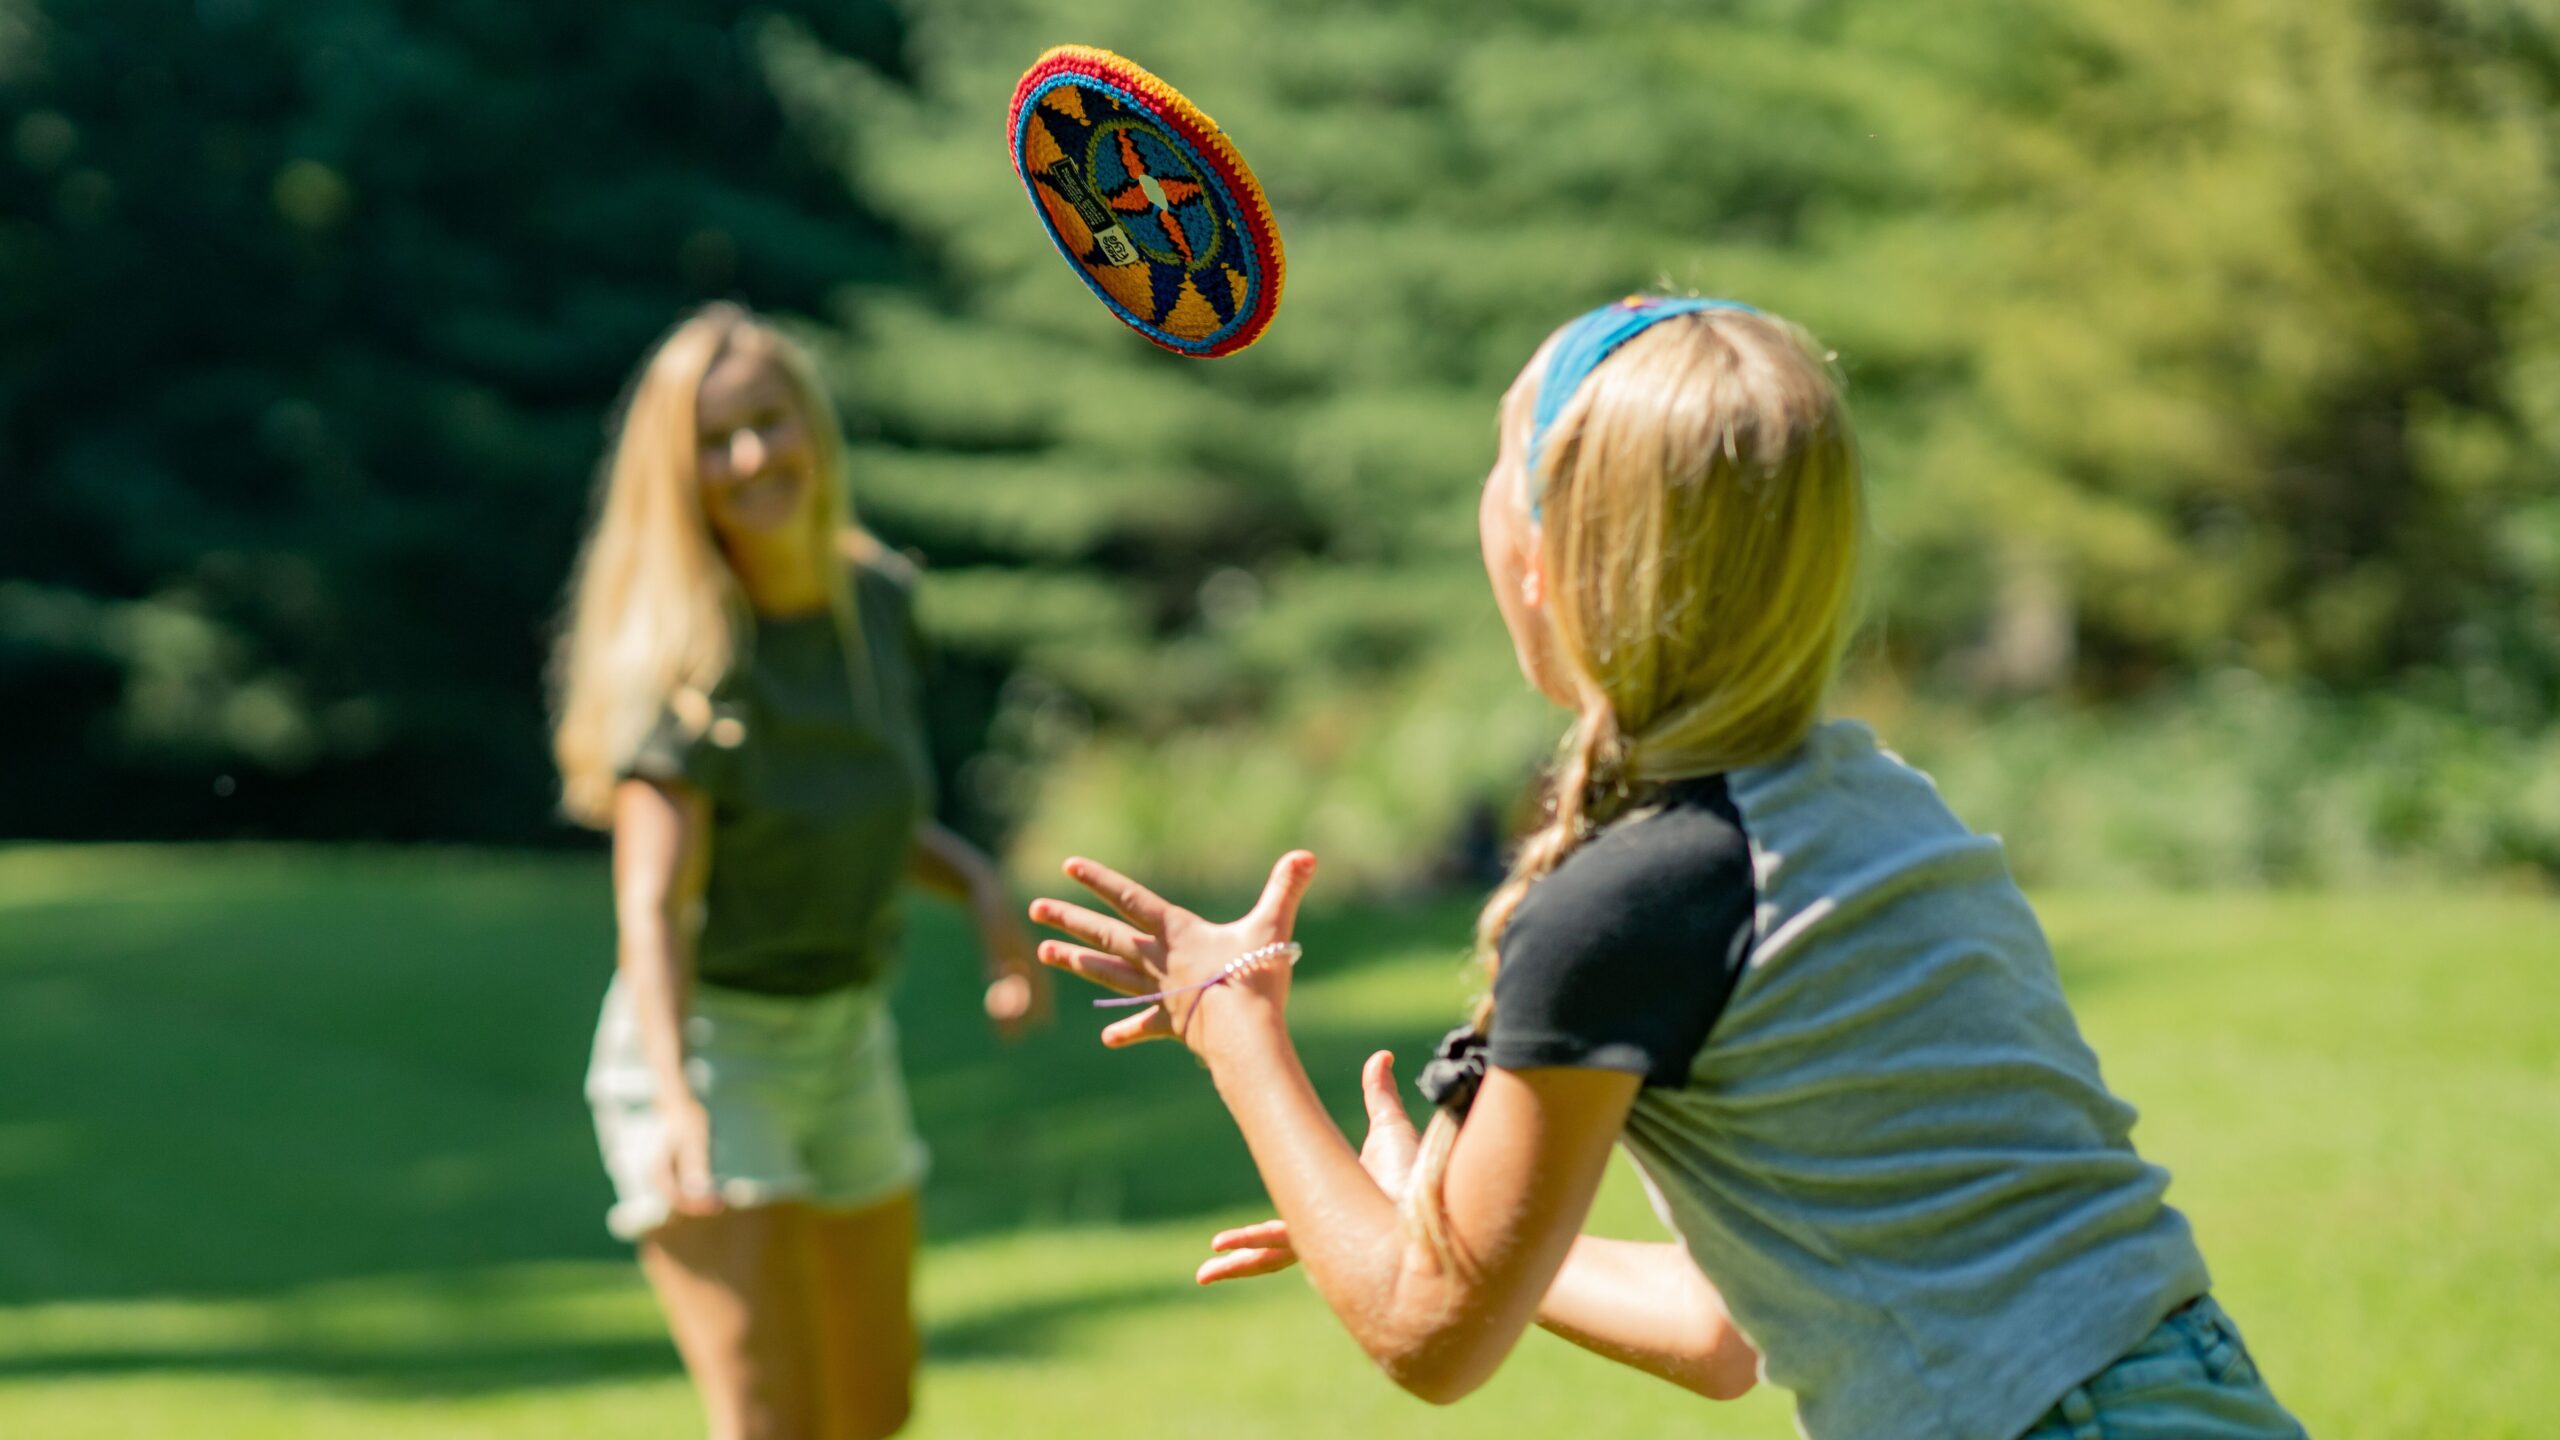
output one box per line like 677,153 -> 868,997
0,1275 -> 1185,1396
0,848 -> 1474,1315
923,1277 -> 1191,1364
0,1336 -> 682,1397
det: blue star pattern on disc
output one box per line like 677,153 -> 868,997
1088,118 -> 1221,272
1007,46 -> 1284,358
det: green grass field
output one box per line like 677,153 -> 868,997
0,846 -> 2551,1437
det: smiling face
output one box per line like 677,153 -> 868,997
694,342 -> 822,549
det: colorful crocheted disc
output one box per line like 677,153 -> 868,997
1007,46 -> 1285,358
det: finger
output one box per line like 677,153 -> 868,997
1362,1050 -> 1419,1141
1036,939 -> 1154,994
1062,856 -> 1172,931
1027,899 -> 1156,963
1210,1220 -> 1291,1252
1197,1248 -> 1299,1285
1099,1005 -> 1174,1048
1248,850 -> 1318,936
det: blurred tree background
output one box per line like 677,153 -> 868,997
0,0 -> 911,839
5,0 -> 2555,886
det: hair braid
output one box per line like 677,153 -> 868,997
1398,303 -> 1861,1270
1403,702 -> 1632,1268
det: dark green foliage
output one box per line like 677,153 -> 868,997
0,1 -> 910,840
3,0 -> 2553,884
791,0 -> 2560,886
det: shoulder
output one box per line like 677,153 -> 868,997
619,686 -> 726,788
844,532 -> 926,634
1506,779 -> 1753,950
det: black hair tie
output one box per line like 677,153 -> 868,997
1415,1024 -> 1489,1117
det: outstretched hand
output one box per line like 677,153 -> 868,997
1197,1048 -> 1421,1285
1029,850 -> 1318,1054
972,895 -> 1053,1042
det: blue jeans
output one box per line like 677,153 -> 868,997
2020,1295 -> 2307,1439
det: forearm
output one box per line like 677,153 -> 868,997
1536,1236 -> 1757,1399
1201,1000 -> 1494,1400
615,915 -> 697,1105
1030,850 -> 1605,1400
908,821 -> 997,906
609,778 -> 708,1112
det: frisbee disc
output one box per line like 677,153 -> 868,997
1007,46 -> 1285,358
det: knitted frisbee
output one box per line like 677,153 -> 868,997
1007,46 -> 1284,358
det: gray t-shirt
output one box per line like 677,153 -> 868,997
1484,720 -> 2210,1440
622,561 -> 933,997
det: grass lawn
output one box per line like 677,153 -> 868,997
0,845 -> 2551,1437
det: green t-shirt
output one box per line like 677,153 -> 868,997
623,562 -> 934,996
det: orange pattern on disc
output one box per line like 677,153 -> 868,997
1006,44 -> 1285,357
1040,184 -> 1095,257
1024,113 -> 1066,174
1094,260 -> 1158,322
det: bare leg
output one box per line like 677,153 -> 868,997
803,1189 -> 920,1440
640,1202 -> 826,1440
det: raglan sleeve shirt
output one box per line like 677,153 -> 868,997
1484,778 -> 1760,1088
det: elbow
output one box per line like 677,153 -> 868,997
1358,1256 -> 1522,1405
616,893 -> 692,949
613,916 -> 669,965
1373,1329 -> 1504,1407
1696,1361 -> 1757,1402
1687,1328 -> 1760,1402
1400,1378 -> 1476,1409
1380,1351 -> 1488,1407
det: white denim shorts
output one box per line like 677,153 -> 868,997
585,976 -> 929,1241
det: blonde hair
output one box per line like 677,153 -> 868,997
550,302 -> 882,827
1405,305 -> 1867,1264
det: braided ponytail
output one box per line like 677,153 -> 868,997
1403,703 -> 1632,1267
1399,303 -> 1864,1271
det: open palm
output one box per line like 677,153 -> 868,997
1029,850 -> 1318,1052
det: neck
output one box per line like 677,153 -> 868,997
725,531 -> 833,617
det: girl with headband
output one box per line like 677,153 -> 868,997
1031,298 -> 2304,1439
553,304 -> 1049,1440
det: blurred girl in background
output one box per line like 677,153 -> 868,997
1032,298 -> 2304,1440
553,303 -> 1047,1440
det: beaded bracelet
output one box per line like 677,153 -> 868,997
1093,941 -> 1303,1008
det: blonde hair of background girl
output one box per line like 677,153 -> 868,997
1405,308 -> 1869,1263
552,303 -> 887,828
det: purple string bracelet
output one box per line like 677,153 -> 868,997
1094,940 -> 1303,1008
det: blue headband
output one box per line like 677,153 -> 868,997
1521,295 -> 1759,519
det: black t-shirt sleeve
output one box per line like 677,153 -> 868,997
1485,778 -> 1756,1088
618,697 -> 706,787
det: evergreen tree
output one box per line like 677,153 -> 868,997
7,0 -> 2550,877
0,0 -> 912,839
781,0 -> 2559,888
